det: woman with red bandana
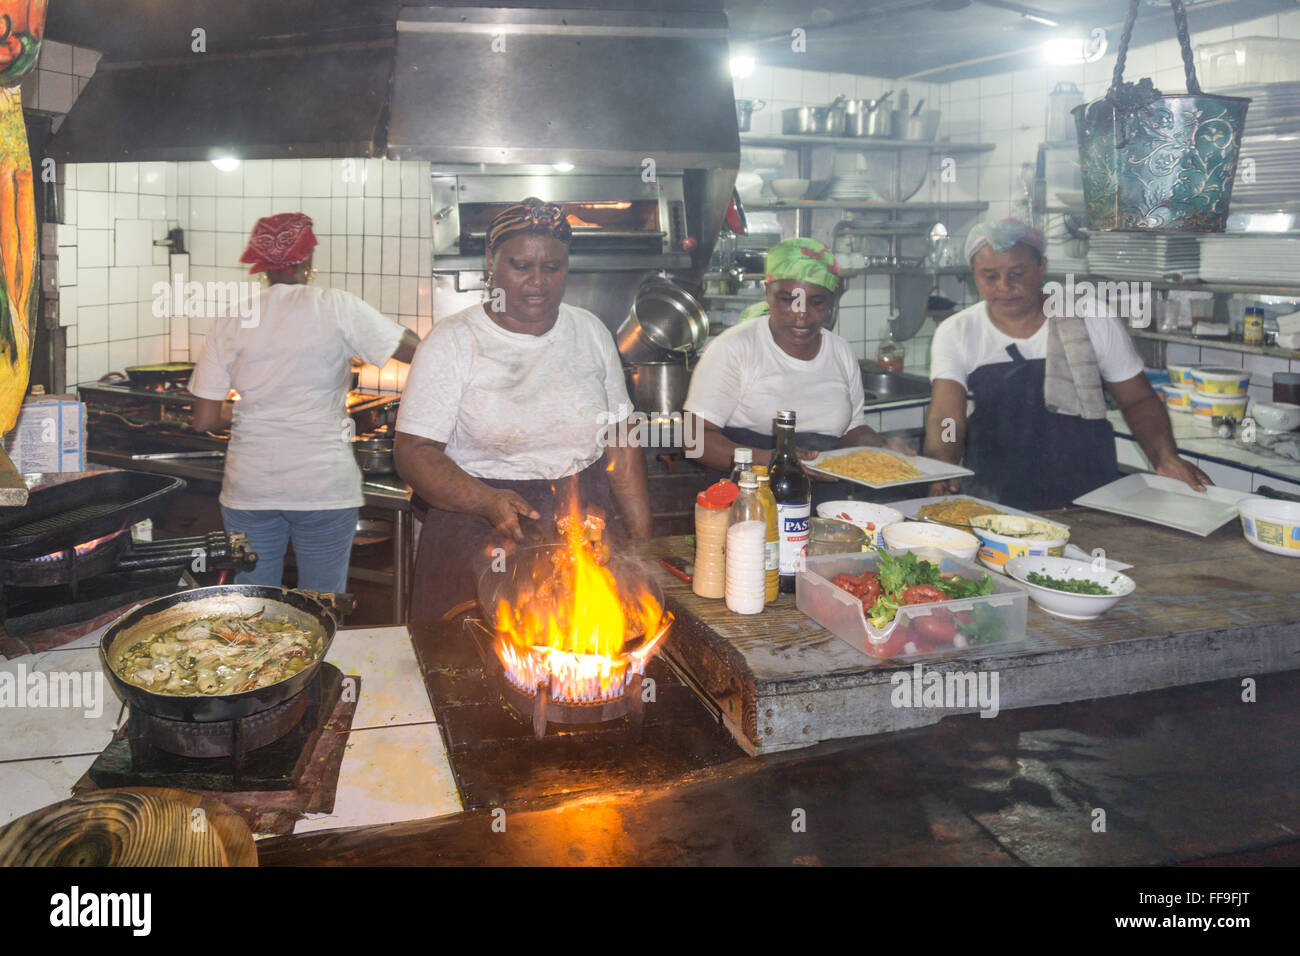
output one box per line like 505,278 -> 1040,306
189,213 -> 420,592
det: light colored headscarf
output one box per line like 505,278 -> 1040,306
964,218 -> 1047,263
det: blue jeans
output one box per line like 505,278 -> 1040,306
220,507 -> 358,594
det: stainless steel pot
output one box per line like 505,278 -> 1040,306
893,108 -> 941,141
842,98 -> 895,138
735,98 -> 765,132
616,277 -> 709,364
353,438 -> 395,475
624,359 -> 691,416
782,106 -> 846,135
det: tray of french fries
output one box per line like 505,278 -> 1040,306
802,447 -> 973,490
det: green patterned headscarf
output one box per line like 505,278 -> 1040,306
765,237 -> 839,291
738,237 -> 839,322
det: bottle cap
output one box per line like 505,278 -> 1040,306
697,479 -> 739,509
775,410 -> 796,425
752,464 -> 769,480
734,447 -> 753,464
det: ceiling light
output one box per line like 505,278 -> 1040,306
730,53 -> 755,79
1044,33 -> 1107,65
211,156 -> 240,172
552,162 -> 574,172
1023,12 -> 1059,26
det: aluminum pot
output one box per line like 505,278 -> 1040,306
735,98 -> 765,132
354,438 -> 395,475
843,99 -> 895,138
616,277 -> 709,364
893,108 -> 941,141
99,585 -> 339,723
782,106 -> 846,135
624,358 -> 691,416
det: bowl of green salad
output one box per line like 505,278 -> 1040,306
1003,556 -> 1136,621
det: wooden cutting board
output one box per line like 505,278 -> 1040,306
0,787 -> 257,867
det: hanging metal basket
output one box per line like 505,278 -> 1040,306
1073,0 -> 1251,233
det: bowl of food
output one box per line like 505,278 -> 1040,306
770,178 -> 811,200
1004,556 -> 1136,620
807,517 -> 868,556
1238,497 -> 1300,557
969,514 -> 1070,574
1189,366 -> 1250,396
1250,401 -> 1300,433
1190,390 -> 1249,419
816,500 -> 904,545
882,521 -> 980,561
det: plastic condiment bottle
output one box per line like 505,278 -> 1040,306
725,471 -> 767,615
693,480 -> 738,599
729,446 -> 753,485
752,464 -> 780,604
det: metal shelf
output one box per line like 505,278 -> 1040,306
1047,271 -> 1300,297
747,200 -> 988,212
741,134 -> 995,152
1132,329 -> 1300,360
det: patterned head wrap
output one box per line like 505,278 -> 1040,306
486,197 -> 573,257
763,237 -> 839,292
239,213 -> 318,274
964,217 -> 1047,263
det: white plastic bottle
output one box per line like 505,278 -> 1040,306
725,471 -> 767,615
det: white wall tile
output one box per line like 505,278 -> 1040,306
138,335 -> 167,365
138,194 -> 166,219
113,220 -> 153,267
1243,352 -> 1291,380
189,231 -> 214,267
241,160 -> 272,197
301,198 -> 330,233
78,267 -> 107,305
272,159 -> 302,198
38,71 -> 74,114
364,236 -> 381,273
400,163 -> 425,198
108,267 -> 137,304
1198,347 -> 1245,368
400,237 -> 419,276
78,342 -> 107,383
241,196 -> 272,226
57,245 -> 77,282
215,233 -> 243,267
58,286 -> 77,326
216,199 -> 244,233
363,199 -> 382,235
78,190 -> 109,230
108,302 -> 137,339
382,161 -> 403,198
215,165 -> 243,197
41,40 -> 74,73
301,160 -> 332,198
78,305 -> 108,344
1164,342 -> 1199,365
72,45 -> 101,77
108,339 -> 138,371
139,162 -> 168,195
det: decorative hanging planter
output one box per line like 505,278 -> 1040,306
1073,0 -> 1250,233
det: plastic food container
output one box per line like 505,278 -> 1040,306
815,500 -> 903,546
1190,390 -> 1249,418
1144,369 -> 1171,387
1166,363 -> 1196,386
881,521 -> 979,561
1162,383 -> 1196,413
807,517 -> 867,556
1239,497 -> 1300,557
1189,366 -> 1250,396
797,551 -> 1027,660
969,514 -> 1069,574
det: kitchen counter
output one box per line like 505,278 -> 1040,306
87,448 -> 416,622
1108,409 -> 1300,490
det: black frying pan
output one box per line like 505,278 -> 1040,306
123,362 -> 195,387
99,585 -> 339,722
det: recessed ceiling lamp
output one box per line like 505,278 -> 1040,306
210,156 -> 240,172
730,49 -> 756,79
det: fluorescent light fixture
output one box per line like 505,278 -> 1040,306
1023,12 -> 1059,26
211,156 -> 240,172
552,162 -> 575,172
1044,32 -> 1107,64
730,53 -> 755,79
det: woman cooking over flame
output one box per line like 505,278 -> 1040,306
684,237 -> 912,503
924,218 -> 1208,509
395,197 -> 654,623
190,212 -> 419,593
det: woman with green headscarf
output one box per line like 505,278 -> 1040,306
684,237 -> 909,499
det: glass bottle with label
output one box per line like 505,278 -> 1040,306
752,464 -> 780,604
769,410 -> 811,594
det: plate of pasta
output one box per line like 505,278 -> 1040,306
803,447 -> 973,489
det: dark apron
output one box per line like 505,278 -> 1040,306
717,425 -> 858,507
409,459 -> 616,624
962,344 -> 1119,511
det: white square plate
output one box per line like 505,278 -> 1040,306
1072,473 -> 1252,536
803,448 -> 973,489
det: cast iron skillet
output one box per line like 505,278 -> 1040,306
99,585 -> 338,722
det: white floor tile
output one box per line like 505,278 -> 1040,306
0,754 -> 97,825
324,626 -> 434,730
0,648 -> 126,761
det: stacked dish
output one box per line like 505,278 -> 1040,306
1198,232 -> 1300,285
1086,232 -> 1199,279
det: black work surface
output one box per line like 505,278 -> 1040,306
259,636 -> 1300,866
408,619 -> 746,809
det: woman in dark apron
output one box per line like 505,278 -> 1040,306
394,199 -> 653,622
925,218 -> 1209,511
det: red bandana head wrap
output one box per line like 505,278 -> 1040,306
485,197 -> 573,257
240,213 -> 318,274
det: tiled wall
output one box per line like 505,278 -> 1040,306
20,39 -> 99,118
60,158 -> 434,393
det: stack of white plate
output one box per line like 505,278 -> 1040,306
1085,232 -> 1200,279
1232,132 -> 1300,207
827,174 -> 882,202
1198,233 -> 1300,283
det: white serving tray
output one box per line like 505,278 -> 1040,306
803,448 -> 973,490
1072,473 -> 1252,536
890,494 -> 1070,531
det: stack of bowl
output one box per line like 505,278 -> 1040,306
1188,367 -> 1251,419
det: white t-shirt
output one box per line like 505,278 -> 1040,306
929,302 -> 1145,389
190,284 -> 406,510
396,303 -> 631,480
683,318 -> 866,437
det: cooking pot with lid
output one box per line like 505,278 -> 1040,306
624,358 -> 691,416
616,277 -> 709,364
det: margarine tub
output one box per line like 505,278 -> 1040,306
969,515 -> 1070,574
1162,383 -> 1196,413
1190,390 -> 1249,418
1239,497 -> 1300,558
1189,366 -> 1250,396
1166,363 -> 1196,386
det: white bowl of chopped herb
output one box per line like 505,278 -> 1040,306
1004,556 -> 1136,621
